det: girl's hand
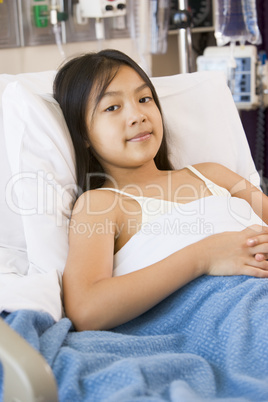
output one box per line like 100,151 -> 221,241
202,225 -> 268,278
246,228 -> 268,262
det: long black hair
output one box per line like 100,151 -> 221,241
53,49 -> 173,193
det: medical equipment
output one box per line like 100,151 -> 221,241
0,0 -> 65,49
20,0 -> 68,54
197,45 -> 268,110
32,0 -> 67,29
127,0 -> 171,75
189,0 -> 214,31
0,0 -> 130,53
169,0 -> 193,73
197,0 -> 267,110
197,46 -> 267,186
169,0 -> 214,32
75,0 -> 127,40
33,0 -> 49,28
167,0 -> 215,73
0,1 -> 20,48
133,0 -> 194,74
214,0 -> 261,47
50,0 -> 68,57
150,0 -> 171,54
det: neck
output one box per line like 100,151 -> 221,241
103,162 -> 165,190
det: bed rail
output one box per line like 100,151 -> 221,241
0,317 -> 58,402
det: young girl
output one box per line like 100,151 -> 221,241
53,49 -> 268,331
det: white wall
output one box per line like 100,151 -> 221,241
0,38 -> 140,74
0,33 -> 207,77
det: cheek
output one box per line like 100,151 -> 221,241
87,118 -> 103,146
88,122 -> 118,155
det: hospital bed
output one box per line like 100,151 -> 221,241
0,66 -> 267,402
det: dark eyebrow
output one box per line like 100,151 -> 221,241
101,83 -> 150,100
135,83 -> 150,93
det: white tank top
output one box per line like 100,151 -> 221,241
97,165 -> 230,225
96,166 -> 265,276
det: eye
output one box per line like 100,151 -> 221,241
105,105 -> 120,112
139,96 -> 152,104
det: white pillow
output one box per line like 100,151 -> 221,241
0,72 -> 66,321
0,71 -> 56,253
152,71 -> 260,186
1,75 -> 75,321
3,82 -> 77,275
1,70 -> 259,321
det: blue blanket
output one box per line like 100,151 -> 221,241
1,275 -> 268,401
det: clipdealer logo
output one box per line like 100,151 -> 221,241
5,170 -> 77,226
69,217 -> 214,238
4,170 -> 264,230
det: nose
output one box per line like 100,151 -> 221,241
127,106 -> 147,127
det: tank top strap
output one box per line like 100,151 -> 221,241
185,165 -> 230,196
97,187 -> 148,225
97,187 -> 142,200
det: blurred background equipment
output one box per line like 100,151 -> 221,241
0,0 -> 267,190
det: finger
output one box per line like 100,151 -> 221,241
246,234 -> 268,247
246,238 -> 258,246
249,224 -> 268,232
255,253 -> 268,262
246,225 -> 268,235
246,257 -> 268,271
243,266 -> 268,278
249,243 -> 268,256
243,255 -> 268,276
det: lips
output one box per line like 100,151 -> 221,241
127,132 -> 152,142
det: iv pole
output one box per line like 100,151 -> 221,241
175,0 -> 192,73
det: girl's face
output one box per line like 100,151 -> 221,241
86,65 -> 163,177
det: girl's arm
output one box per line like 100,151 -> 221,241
194,162 -> 268,262
193,162 -> 268,225
63,189 -> 268,332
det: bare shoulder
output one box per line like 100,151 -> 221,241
67,189 -> 119,267
73,189 -> 118,216
191,162 -> 247,193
